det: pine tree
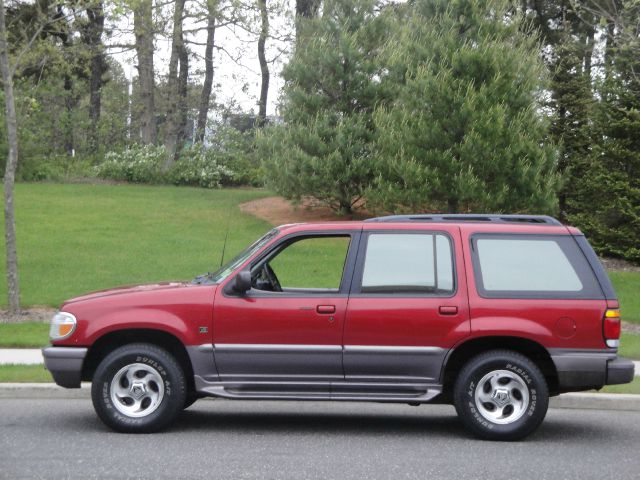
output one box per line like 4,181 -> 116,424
370,0 -> 560,214
568,0 -> 640,261
259,0 -> 388,215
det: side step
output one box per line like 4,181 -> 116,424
194,376 -> 442,403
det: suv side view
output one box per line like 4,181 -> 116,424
43,214 -> 635,440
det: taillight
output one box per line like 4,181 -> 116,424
603,309 -> 621,348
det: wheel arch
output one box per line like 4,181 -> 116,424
82,328 -> 196,394
441,336 -> 559,400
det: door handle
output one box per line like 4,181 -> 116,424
439,306 -> 458,315
316,305 -> 336,314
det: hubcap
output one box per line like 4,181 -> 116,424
110,363 -> 164,418
474,369 -> 530,425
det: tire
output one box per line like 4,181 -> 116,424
183,392 -> 199,410
91,343 -> 187,433
453,350 -> 549,441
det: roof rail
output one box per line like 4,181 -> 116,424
364,214 -> 563,226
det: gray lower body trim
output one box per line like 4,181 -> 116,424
42,347 -> 88,388
186,344 -> 219,383
213,344 -> 343,382
343,345 -> 446,382
549,349 -> 634,392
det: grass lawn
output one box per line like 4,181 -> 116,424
599,376 -> 640,394
619,332 -> 640,360
0,364 -> 52,382
0,183 -> 272,307
610,272 -> 640,324
0,322 -> 49,348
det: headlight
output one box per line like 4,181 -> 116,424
49,312 -> 77,340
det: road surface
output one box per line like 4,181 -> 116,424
1,399 -> 638,479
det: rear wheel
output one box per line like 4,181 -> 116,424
91,343 -> 186,433
453,350 -> 549,441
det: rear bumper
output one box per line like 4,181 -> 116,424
606,357 -> 635,385
42,347 -> 87,388
550,349 -> 635,393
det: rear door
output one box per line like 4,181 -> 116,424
343,225 -> 470,383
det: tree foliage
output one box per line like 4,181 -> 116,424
259,0 -> 388,214
567,0 -> 640,261
369,0 -> 560,214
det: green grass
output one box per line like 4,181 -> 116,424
599,375 -> 640,394
619,332 -> 640,360
610,272 -> 640,324
0,322 -> 49,348
270,236 -> 350,289
0,183 -> 272,307
0,364 -> 52,382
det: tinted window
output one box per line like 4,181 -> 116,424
472,234 -> 604,299
477,238 -> 582,291
360,233 -> 454,294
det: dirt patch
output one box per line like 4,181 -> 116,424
0,307 -> 56,324
599,257 -> 640,273
239,196 -> 370,226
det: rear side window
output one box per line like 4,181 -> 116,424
358,232 -> 454,295
471,234 -> 603,299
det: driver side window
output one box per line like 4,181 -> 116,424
253,236 -> 351,293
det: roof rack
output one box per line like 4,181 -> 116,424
364,214 -> 563,226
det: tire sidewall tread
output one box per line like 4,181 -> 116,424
454,349 -> 549,441
91,343 -> 186,433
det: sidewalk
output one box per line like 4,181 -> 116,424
0,349 -> 639,375
0,349 -> 44,365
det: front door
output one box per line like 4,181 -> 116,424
343,227 -> 470,383
213,231 -> 359,385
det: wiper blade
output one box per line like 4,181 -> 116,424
192,272 -> 213,285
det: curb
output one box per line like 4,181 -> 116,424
549,392 -> 640,411
0,383 -> 91,399
0,384 -> 639,410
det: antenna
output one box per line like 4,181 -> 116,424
218,206 -> 233,268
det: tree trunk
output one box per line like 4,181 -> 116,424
0,0 -> 21,315
164,0 -> 186,168
177,44 -> 189,150
63,74 -> 75,156
195,0 -> 217,142
257,0 -> 269,127
583,22 -> 595,79
134,0 -> 157,144
87,3 -> 106,151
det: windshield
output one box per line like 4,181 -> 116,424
193,228 -> 279,284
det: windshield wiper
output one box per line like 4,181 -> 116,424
192,272 -> 213,285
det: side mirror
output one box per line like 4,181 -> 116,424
233,269 -> 252,294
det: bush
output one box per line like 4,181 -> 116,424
168,144 -> 234,188
94,145 -> 165,183
18,155 -> 93,182
205,125 -> 263,186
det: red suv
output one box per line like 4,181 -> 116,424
43,214 -> 634,440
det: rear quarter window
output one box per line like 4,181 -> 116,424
471,234 -> 603,299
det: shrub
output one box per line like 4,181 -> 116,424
168,144 -> 234,188
94,145 -> 165,183
206,126 -> 262,187
18,155 -> 93,182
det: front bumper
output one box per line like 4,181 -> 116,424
42,347 -> 88,388
550,349 -> 635,393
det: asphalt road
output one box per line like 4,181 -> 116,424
1,399 -> 638,480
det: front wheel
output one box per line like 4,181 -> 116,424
453,350 -> 549,441
91,343 -> 186,433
